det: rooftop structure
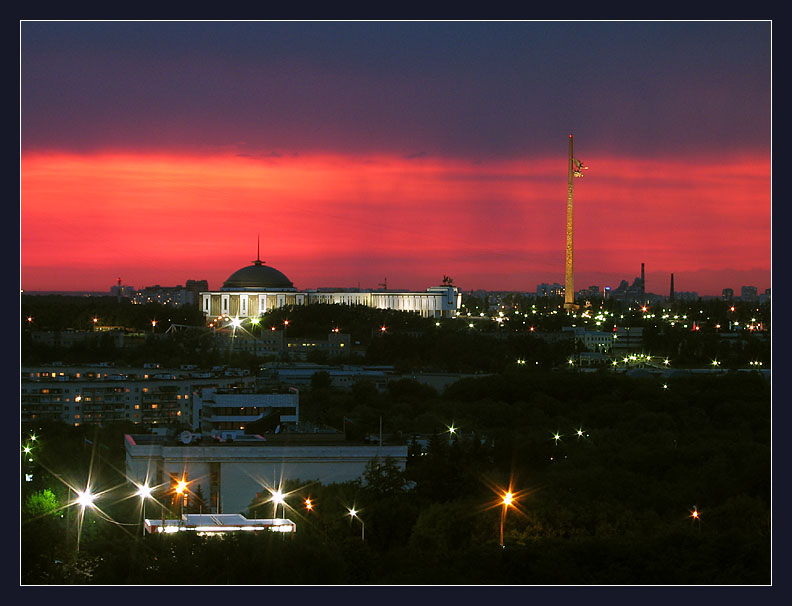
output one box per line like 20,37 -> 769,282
144,513 -> 295,535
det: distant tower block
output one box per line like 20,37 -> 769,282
565,134 -> 587,311
670,273 -> 675,302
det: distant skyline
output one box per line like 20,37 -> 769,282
20,21 -> 771,296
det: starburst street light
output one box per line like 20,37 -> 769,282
136,482 -> 153,536
499,490 -> 515,547
136,483 -> 153,499
269,488 -> 286,518
690,506 -> 701,532
75,488 -> 97,510
348,507 -> 365,540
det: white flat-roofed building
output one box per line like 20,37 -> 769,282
144,513 -> 295,535
200,256 -> 461,321
125,433 -> 408,515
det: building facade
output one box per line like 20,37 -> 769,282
200,256 -> 461,322
125,433 -> 408,515
21,365 -> 255,427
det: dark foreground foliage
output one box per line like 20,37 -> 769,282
21,370 -> 771,585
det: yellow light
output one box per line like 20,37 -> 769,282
305,498 -> 313,510
175,479 -> 188,494
502,492 -> 513,506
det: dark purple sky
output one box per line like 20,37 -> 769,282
20,21 -> 772,295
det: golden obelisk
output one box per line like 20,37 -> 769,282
565,134 -> 587,311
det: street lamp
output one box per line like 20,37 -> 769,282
74,488 -> 97,552
499,491 -> 513,548
348,508 -> 365,540
76,489 -> 96,509
690,506 -> 702,532
270,488 -> 285,519
174,477 -> 188,522
136,483 -> 153,536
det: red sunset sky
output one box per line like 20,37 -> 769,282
20,22 -> 772,297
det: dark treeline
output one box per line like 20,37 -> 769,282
21,296 -> 770,372
21,370 -> 770,584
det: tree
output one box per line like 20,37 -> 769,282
362,456 -> 409,497
23,488 -> 59,518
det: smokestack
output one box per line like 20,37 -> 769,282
670,273 -> 675,302
640,263 -> 645,301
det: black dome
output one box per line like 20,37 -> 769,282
221,260 -> 295,290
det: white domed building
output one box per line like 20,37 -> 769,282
200,252 -> 461,322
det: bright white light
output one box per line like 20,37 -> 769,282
76,489 -> 96,509
136,483 -> 153,499
270,489 -> 285,505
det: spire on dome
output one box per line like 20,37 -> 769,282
254,235 -> 264,266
